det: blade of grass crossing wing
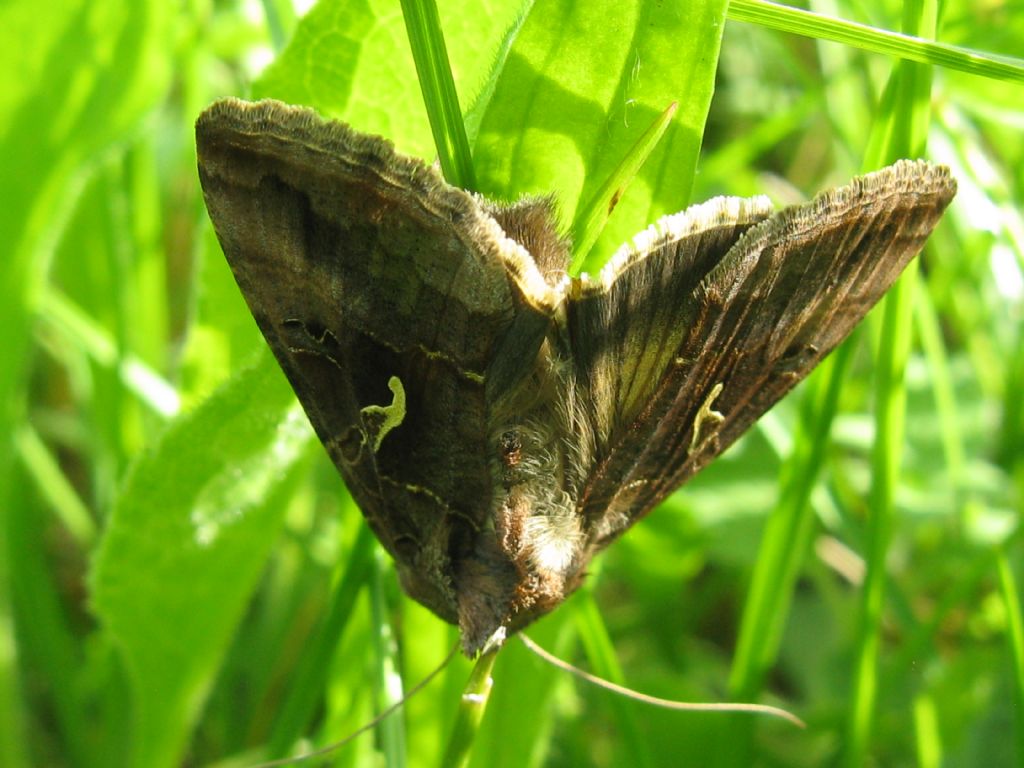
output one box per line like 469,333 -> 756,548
846,1 -> 939,765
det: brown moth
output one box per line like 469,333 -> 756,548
196,98 -> 956,655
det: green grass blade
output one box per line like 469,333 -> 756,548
846,273 -> 916,768
13,424 -> 97,546
38,287 -> 180,418
572,590 -> 653,767
845,1 -> 938,764
399,0 -> 476,189
728,347 -> 851,694
461,2 -> 535,144
728,0 -> 1024,83
0,562 -> 27,768
723,345 -> 851,762
912,692 -> 943,768
267,520 -> 376,757
8,468 -> 93,768
569,102 -> 678,273
913,288 -> 965,484
1000,317 -> 1024,472
442,645 -> 500,768
997,545 -> 1024,766
370,548 -> 408,767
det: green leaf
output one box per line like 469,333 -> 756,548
997,546 -> 1024,766
91,353 -> 311,768
253,0 -> 528,160
252,0 -> 727,272
473,0 -> 729,269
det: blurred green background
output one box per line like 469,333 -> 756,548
2,1 -> 1022,766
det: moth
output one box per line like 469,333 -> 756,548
196,98 -> 956,655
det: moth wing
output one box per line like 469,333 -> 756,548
196,99 -> 554,620
570,161 -> 956,544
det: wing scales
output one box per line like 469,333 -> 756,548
572,161 -> 956,542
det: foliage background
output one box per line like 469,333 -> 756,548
1,0 -> 1022,766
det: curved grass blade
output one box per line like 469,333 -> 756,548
399,0 -> 476,189
569,101 -> 677,274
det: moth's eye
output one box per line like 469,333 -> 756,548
499,430 -> 522,470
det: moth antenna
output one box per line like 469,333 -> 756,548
246,643 -> 460,768
518,634 -> 805,728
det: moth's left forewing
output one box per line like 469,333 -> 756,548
571,161 -> 955,548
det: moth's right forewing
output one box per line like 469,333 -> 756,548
683,160 -> 957,465
570,161 -> 955,545
565,196 -> 776,531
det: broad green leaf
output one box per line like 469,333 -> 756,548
91,353 -> 312,768
254,0 -> 528,159
473,0 -> 729,271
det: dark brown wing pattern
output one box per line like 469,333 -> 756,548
569,161 -> 956,546
196,99 -> 556,627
